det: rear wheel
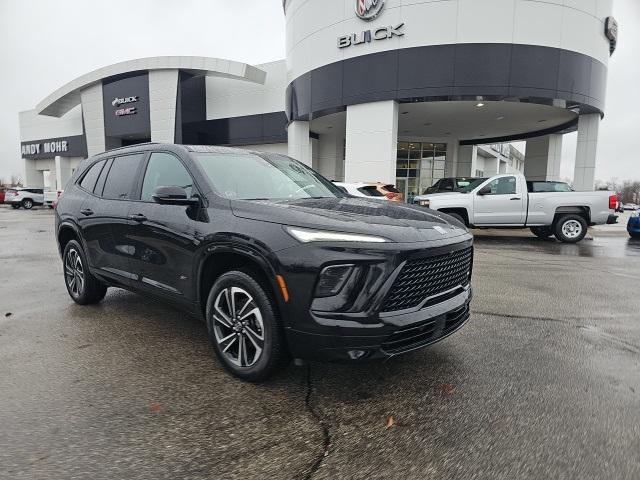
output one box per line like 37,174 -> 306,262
63,240 -> 108,305
206,270 -> 288,382
21,199 -> 34,210
530,226 -> 554,239
554,214 -> 588,243
630,232 -> 640,240
11,204 -> 20,209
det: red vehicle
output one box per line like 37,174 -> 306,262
0,189 -> 5,204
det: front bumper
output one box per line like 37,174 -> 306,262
286,288 -> 472,361
627,216 -> 640,234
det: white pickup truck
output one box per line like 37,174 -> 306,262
413,174 -> 618,243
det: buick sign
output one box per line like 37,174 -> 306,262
112,96 -> 139,107
355,0 -> 385,21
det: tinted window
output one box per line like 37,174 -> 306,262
94,158 -> 112,196
141,153 -> 194,201
102,154 -> 145,200
383,185 -> 400,193
440,179 -> 455,191
486,176 -> 517,195
79,160 -> 106,192
358,186 -> 384,197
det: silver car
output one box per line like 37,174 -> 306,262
4,187 -> 45,210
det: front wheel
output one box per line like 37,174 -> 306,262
530,226 -> 554,239
206,270 -> 288,382
554,214 -> 588,243
63,240 -> 108,305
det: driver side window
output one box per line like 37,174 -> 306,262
141,153 -> 194,202
485,176 -> 516,195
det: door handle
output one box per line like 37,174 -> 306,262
510,197 -> 521,201
128,213 -> 147,222
80,208 -> 94,216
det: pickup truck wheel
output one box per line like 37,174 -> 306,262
21,199 -> 34,210
446,213 -> 466,226
554,215 -> 587,243
530,226 -> 554,239
206,271 -> 288,382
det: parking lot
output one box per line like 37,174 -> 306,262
1,205 -> 639,480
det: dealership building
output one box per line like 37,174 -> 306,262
19,0 -> 615,199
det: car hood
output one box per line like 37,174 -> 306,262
230,197 -> 468,242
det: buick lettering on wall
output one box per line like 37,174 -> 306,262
112,96 -> 139,116
339,0 -> 404,49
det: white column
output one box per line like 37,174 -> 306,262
573,114 -> 600,191
149,70 -> 179,143
317,131 -> 345,181
54,156 -> 73,190
445,140 -> 458,177
524,134 -> 563,181
456,145 -> 477,177
80,83 -> 106,156
24,159 -> 43,187
344,101 -> 398,184
287,121 -> 312,166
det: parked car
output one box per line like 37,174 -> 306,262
616,201 -> 625,213
623,203 -> 639,211
44,189 -> 64,209
0,188 -> 5,204
424,177 -> 488,194
55,144 -> 473,381
628,209 -> 640,239
526,181 -> 574,193
4,187 -> 45,209
332,182 -> 389,199
413,173 -> 618,243
374,183 -> 404,202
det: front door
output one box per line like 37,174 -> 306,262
473,176 -> 526,225
126,151 -> 203,303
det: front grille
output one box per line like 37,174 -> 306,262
381,247 -> 473,312
381,304 -> 470,354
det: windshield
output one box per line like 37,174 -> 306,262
455,178 -> 488,193
195,152 -> 345,200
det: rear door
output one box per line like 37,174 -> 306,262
125,151 -> 203,303
473,176 -> 526,225
78,153 -> 146,285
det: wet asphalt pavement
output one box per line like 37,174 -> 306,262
1,205 -> 639,480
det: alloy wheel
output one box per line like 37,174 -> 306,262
561,220 -> 583,239
212,286 -> 264,367
64,248 -> 85,297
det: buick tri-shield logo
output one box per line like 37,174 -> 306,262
355,0 -> 385,20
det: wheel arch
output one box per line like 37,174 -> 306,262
554,206 -> 591,225
197,245 -> 283,320
437,208 -> 470,227
57,221 -> 82,257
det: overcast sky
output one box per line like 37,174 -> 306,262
0,0 -> 638,183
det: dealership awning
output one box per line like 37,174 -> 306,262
36,56 -> 267,118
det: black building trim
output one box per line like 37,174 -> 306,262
181,112 -> 288,146
286,43 -> 607,133
21,134 -> 88,160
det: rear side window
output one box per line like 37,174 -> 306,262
102,154 -> 145,200
141,152 -> 194,201
94,158 -> 113,196
79,160 -> 106,192
383,185 -> 400,193
358,186 -> 383,197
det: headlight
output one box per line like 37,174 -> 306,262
285,226 -> 390,243
632,210 -> 639,218
416,199 -> 430,208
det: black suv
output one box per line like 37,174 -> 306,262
56,144 -> 473,381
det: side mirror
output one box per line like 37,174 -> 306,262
152,186 -> 199,206
477,186 -> 492,196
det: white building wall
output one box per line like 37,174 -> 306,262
80,83 -> 106,156
19,105 -> 83,142
285,0 -> 612,82
149,70 -> 179,143
206,61 -> 287,120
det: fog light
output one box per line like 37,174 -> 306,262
348,350 -> 367,360
315,264 -> 354,297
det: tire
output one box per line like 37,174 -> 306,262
630,232 -> 640,240
553,214 -> 588,243
62,240 -> 108,305
206,270 -> 288,382
530,226 -> 554,239
21,199 -> 34,210
11,204 -> 20,209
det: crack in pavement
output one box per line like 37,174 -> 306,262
302,365 -> 331,480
